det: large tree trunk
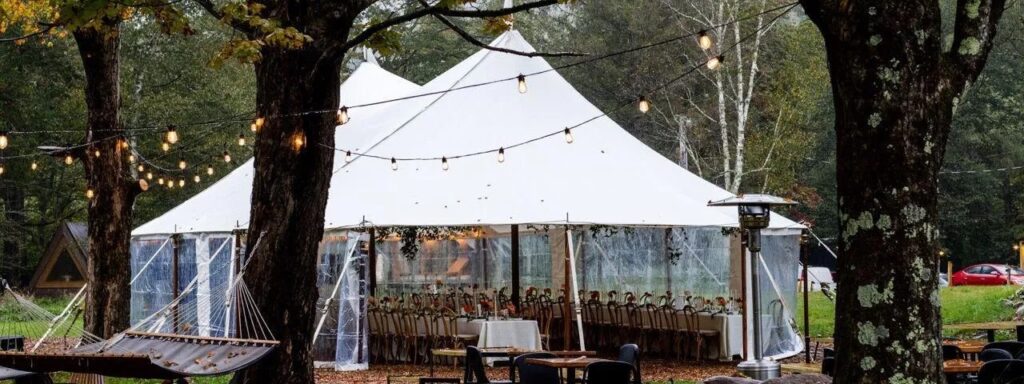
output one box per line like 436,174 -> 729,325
231,44 -> 343,384
802,0 -> 1005,382
2,185 -> 26,285
74,25 -> 136,338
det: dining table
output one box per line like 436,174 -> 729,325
945,321 -> 1024,342
525,357 -> 612,384
943,359 -> 985,374
427,348 -> 596,379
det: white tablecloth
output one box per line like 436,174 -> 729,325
468,319 -> 543,350
698,313 -> 743,360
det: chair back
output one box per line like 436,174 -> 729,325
982,348 -> 1015,362
583,361 -> 635,384
617,344 -> 642,384
942,345 -> 963,360
513,352 -> 558,384
682,305 -> 700,334
821,356 -> 836,377
465,346 -> 490,383
978,359 -> 1024,384
985,341 -> 1024,357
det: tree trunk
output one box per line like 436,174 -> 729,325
2,185 -> 26,285
74,25 -> 136,338
231,45 -> 342,384
801,0 -> 1005,381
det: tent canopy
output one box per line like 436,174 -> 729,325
132,62 -> 421,236
134,32 -> 802,236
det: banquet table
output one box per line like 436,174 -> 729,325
592,307 -> 743,361
463,319 -> 543,351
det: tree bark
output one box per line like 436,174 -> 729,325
73,25 -> 136,338
2,185 -> 26,285
801,0 -> 1005,381
231,40 -> 345,384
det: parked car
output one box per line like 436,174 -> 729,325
951,264 -> 1024,286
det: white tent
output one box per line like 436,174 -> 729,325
132,60 -> 421,236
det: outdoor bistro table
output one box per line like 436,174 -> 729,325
945,321 -> 1024,342
944,339 -> 986,359
944,359 -> 985,374
525,357 -> 611,384
427,348 -> 596,379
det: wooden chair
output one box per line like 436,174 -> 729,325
681,305 -> 718,363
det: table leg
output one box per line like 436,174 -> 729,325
987,330 -> 996,343
566,367 -> 576,384
429,350 -> 435,377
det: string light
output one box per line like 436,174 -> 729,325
64,154 -> 74,166
193,174 -> 201,183
0,131 -> 9,150
391,157 -> 398,171
178,178 -> 185,187
128,154 -> 136,163
238,133 -> 246,147
638,95 -> 651,113
337,107 -> 350,125
252,117 -> 265,132
517,74 -> 527,94
85,188 -> 95,199
223,150 -> 231,163
250,122 -> 258,133
441,157 -> 449,171
497,147 -> 505,163
707,55 -> 724,70
158,177 -> 165,185
166,180 -> 173,189
161,141 -> 171,152
206,164 -> 214,176
137,164 -> 145,172
30,161 -> 37,171
93,148 -> 101,158
698,30 -> 713,50
292,131 -> 306,152
119,138 -> 129,150
345,151 -> 353,163
0,163 -> 5,175
178,159 -> 187,170
564,127 -> 574,144
146,172 -> 153,180
165,125 -> 179,144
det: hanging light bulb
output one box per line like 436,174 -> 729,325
128,154 -> 136,163
166,180 -> 173,189
638,95 -> 651,113
146,172 -> 153,180
697,30 -> 713,50
64,154 -> 74,166
238,133 -> 246,147
178,158 -> 187,170
178,178 -> 185,187
517,74 -> 527,94
441,157 -> 449,171
497,147 -> 505,163
93,148 -> 101,158
193,174 -> 201,183
206,164 -> 214,176
223,150 -> 232,163
337,107 -> 350,125
0,163 -> 5,175
291,130 -> 306,152
250,122 -> 258,133
158,177 -> 165,185
119,138 -> 129,150
165,125 -> 179,144
85,188 -> 95,199
161,141 -> 170,152
252,117 -> 265,133
137,164 -> 145,172
345,151 -> 353,163
391,157 -> 398,171
0,131 -> 9,150
707,55 -> 724,70
30,161 -> 38,171
564,127 -> 574,144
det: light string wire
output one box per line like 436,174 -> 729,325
321,3 -> 799,164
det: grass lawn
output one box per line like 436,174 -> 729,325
796,285 -> 1019,338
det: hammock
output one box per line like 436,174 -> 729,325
0,234 -> 277,380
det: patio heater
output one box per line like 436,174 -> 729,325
709,194 -> 796,380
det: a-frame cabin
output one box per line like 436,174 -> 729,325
28,222 -> 88,295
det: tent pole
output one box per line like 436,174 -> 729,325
740,231 -> 748,360
511,225 -> 521,312
801,229 -> 811,363
563,228 -> 571,350
566,227 -> 585,352
171,233 -> 181,334
368,228 -> 377,297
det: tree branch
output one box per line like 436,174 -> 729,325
418,0 -> 583,58
334,0 -> 559,55
947,0 -> 1008,92
0,25 -> 55,43
191,0 -> 257,36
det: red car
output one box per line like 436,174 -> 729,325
951,264 -> 1024,286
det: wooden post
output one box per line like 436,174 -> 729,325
563,229 -> 572,351
1018,241 -> 1023,269
232,230 -> 244,338
511,225 -> 521,312
171,233 -> 181,333
801,230 -> 811,364
947,261 -> 953,287
368,228 -> 377,297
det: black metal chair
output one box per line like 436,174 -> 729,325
617,344 -> 641,384
982,348 -> 1014,362
512,352 -> 558,384
465,346 -> 512,384
582,361 -> 635,384
978,359 -> 1024,384
984,342 -> 1024,357
943,345 -> 964,360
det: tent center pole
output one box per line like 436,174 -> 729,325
801,230 -> 811,363
171,233 -> 181,334
511,225 -> 521,312
563,227 -> 571,351
368,228 -> 377,297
